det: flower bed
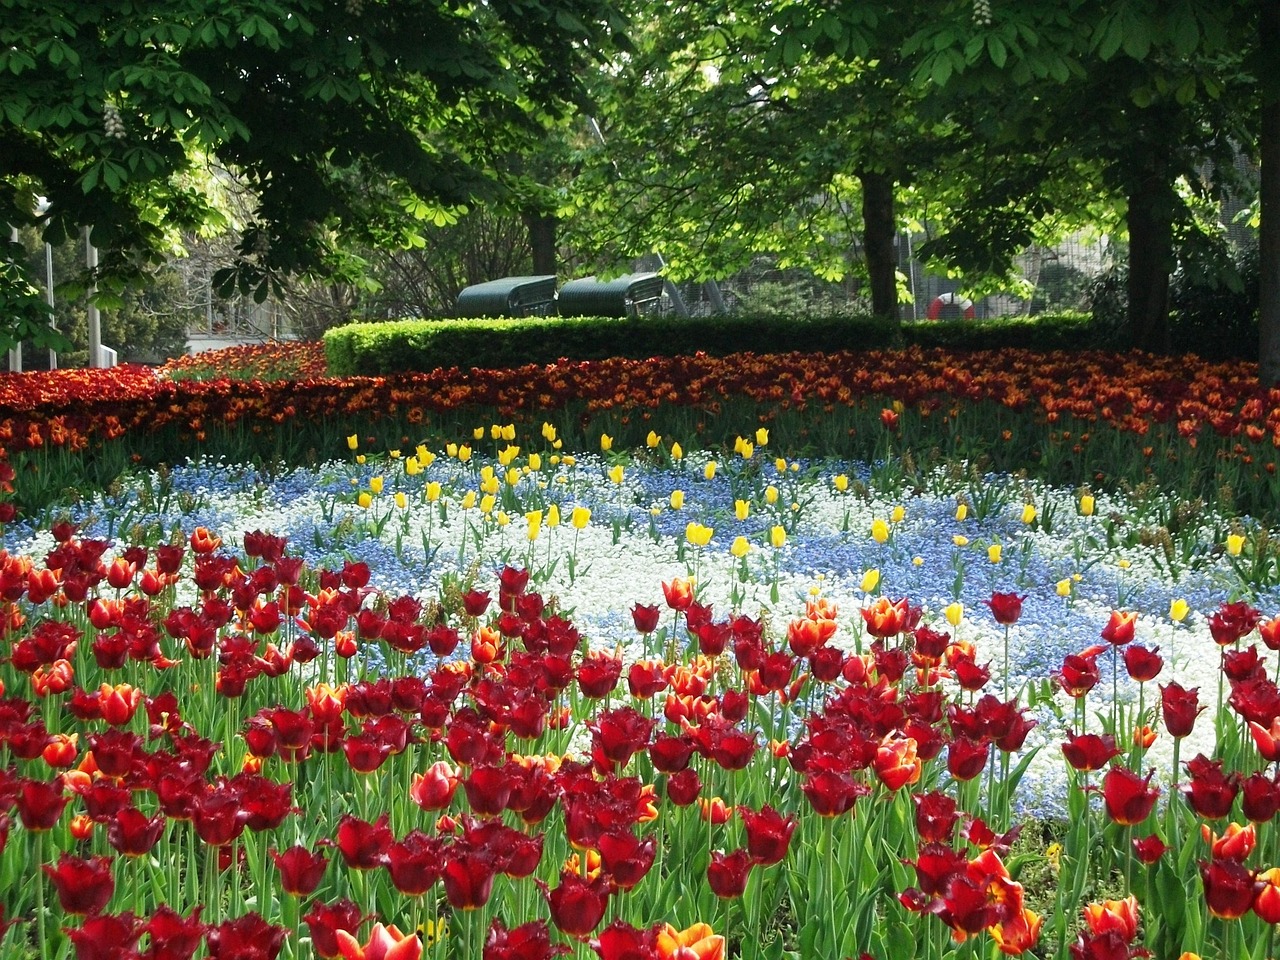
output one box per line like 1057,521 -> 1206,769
1,411 -> 1280,960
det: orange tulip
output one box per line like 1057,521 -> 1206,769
656,922 -> 725,960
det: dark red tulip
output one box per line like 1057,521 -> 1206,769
267,708 -> 314,751
591,707 -> 654,767
484,918 -> 562,960
598,830 -> 657,890
334,814 -> 393,869
546,870 -> 610,937
985,592 -> 1025,626
1122,644 -> 1162,682
626,661 -> 667,698
106,807 -> 166,857
1200,859 -> 1257,919
949,653 -> 992,692
906,843 -> 968,896
342,730 -> 393,774
192,789 -> 247,847
463,764 -> 514,817
1131,834 -> 1168,864
303,900 -> 365,960
913,791 -> 961,845
706,849 -> 752,898
85,729 -> 144,780
577,652 -> 623,698
1182,755 -> 1240,820
1242,772 -> 1280,823
590,920 -> 656,960
1160,681 -> 1203,738
205,912 -> 288,960
1061,732 -> 1120,772
498,827 -> 545,878
146,904 -> 207,960
461,589 -> 491,618
270,845 -> 329,897
63,912 -> 144,960
801,770 -> 866,816
665,769 -> 701,806
1209,601 -> 1263,646
739,805 -> 796,865
1223,645 -> 1266,683
1054,653 -> 1101,699
441,842 -> 497,910
946,736 -> 991,781
1230,675 -> 1280,725
1101,767 -> 1160,825
385,830 -> 444,896
648,733 -> 696,773
234,774 -> 294,832
16,776 -> 69,831
44,853 -> 115,915
630,603 -> 660,634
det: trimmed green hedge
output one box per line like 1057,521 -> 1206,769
322,311 -> 1105,376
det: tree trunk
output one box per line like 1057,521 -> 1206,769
859,169 -> 899,322
524,212 -> 558,276
1260,0 -> 1280,384
1125,171 -> 1175,353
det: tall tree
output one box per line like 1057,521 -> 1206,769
1,0 -> 627,341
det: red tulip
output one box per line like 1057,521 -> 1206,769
270,845 -> 329,897
1182,755 -> 1240,820
441,843 -> 497,910
1203,821 -> 1256,861
1131,834 -> 1167,864
578,651 -> 623,698
590,919 -> 656,960
206,913 -> 288,960
913,791 -> 961,845
738,805 -> 796,865
1061,732 -> 1120,772
16,776 -> 69,831
304,900 -> 365,960
1160,681 -> 1203,738
44,853 -> 115,915
591,707 -> 655,767
146,905 -> 207,960
106,807 -> 166,857
1200,859 -> 1257,919
630,603 -> 661,634
665,769 -> 701,806
484,919 -> 563,960
460,589 -> 491,618
384,831 -> 444,896
1255,868 -> 1280,923
546,870 -> 611,936
334,814 -> 393,870
1122,644 -> 1162,682
862,596 -> 914,639
410,761 -> 459,811
661,578 -> 694,612
874,736 -> 923,791
985,592 -> 1025,626
598,830 -> 657,889
1209,601 -> 1263,646
946,736 -> 991,782
1101,767 -> 1159,826
801,770 -> 866,817
1054,652 -> 1101,699
1099,610 -> 1137,646
1080,895 -> 1140,940
1242,771 -> 1280,823
706,849 -> 752,898
63,912 -> 145,960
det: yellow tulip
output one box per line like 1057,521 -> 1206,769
571,506 -> 591,529
473,426 -> 486,440
479,494 -> 496,514
357,492 -> 372,509
670,490 -> 685,510
988,544 -> 1003,563
389,449 -> 401,459
457,445 -> 472,463
394,492 -> 407,509
646,431 -> 661,448
734,499 -> 750,521
871,519 -> 890,544
755,427 -> 769,445
833,474 -> 849,493
355,454 -> 366,465
460,490 -> 476,510
955,503 -> 968,521
501,424 -> 515,441
425,481 -> 442,502
704,461 -> 717,480
547,504 -> 561,528
347,434 -> 359,450
561,454 -> 575,467
944,602 -> 964,627
496,511 -> 510,527
488,424 -> 500,440
860,568 -> 880,592
1080,494 -> 1095,516
527,453 -> 542,472
1056,579 -> 1072,597
446,442 -> 458,458
369,476 -> 384,494
1169,598 -> 1189,622
600,434 -> 613,452
608,464 -> 624,485
542,422 -> 557,441
526,510 -> 542,540
953,535 -> 969,547
404,458 -> 421,476
481,476 -> 499,495
416,444 -> 430,463
775,457 -> 787,474
730,536 -> 750,558
891,505 -> 905,523
1021,504 -> 1036,524
686,523 -> 713,547
1117,558 -> 1131,569
738,441 -> 754,460
671,442 -> 683,460
1227,533 -> 1246,557
912,556 -> 923,566
770,526 -> 787,549
765,486 -> 779,505
497,445 -> 520,466
505,468 -> 521,487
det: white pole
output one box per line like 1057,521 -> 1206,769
85,226 -> 101,368
7,226 -> 20,372
45,241 -> 56,369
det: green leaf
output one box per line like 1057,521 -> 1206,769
987,36 -> 1007,68
1121,22 -> 1152,60
929,53 -> 952,87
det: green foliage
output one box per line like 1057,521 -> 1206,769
0,239 -> 70,356
322,311 -> 1118,376
1168,242 -> 1259,360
